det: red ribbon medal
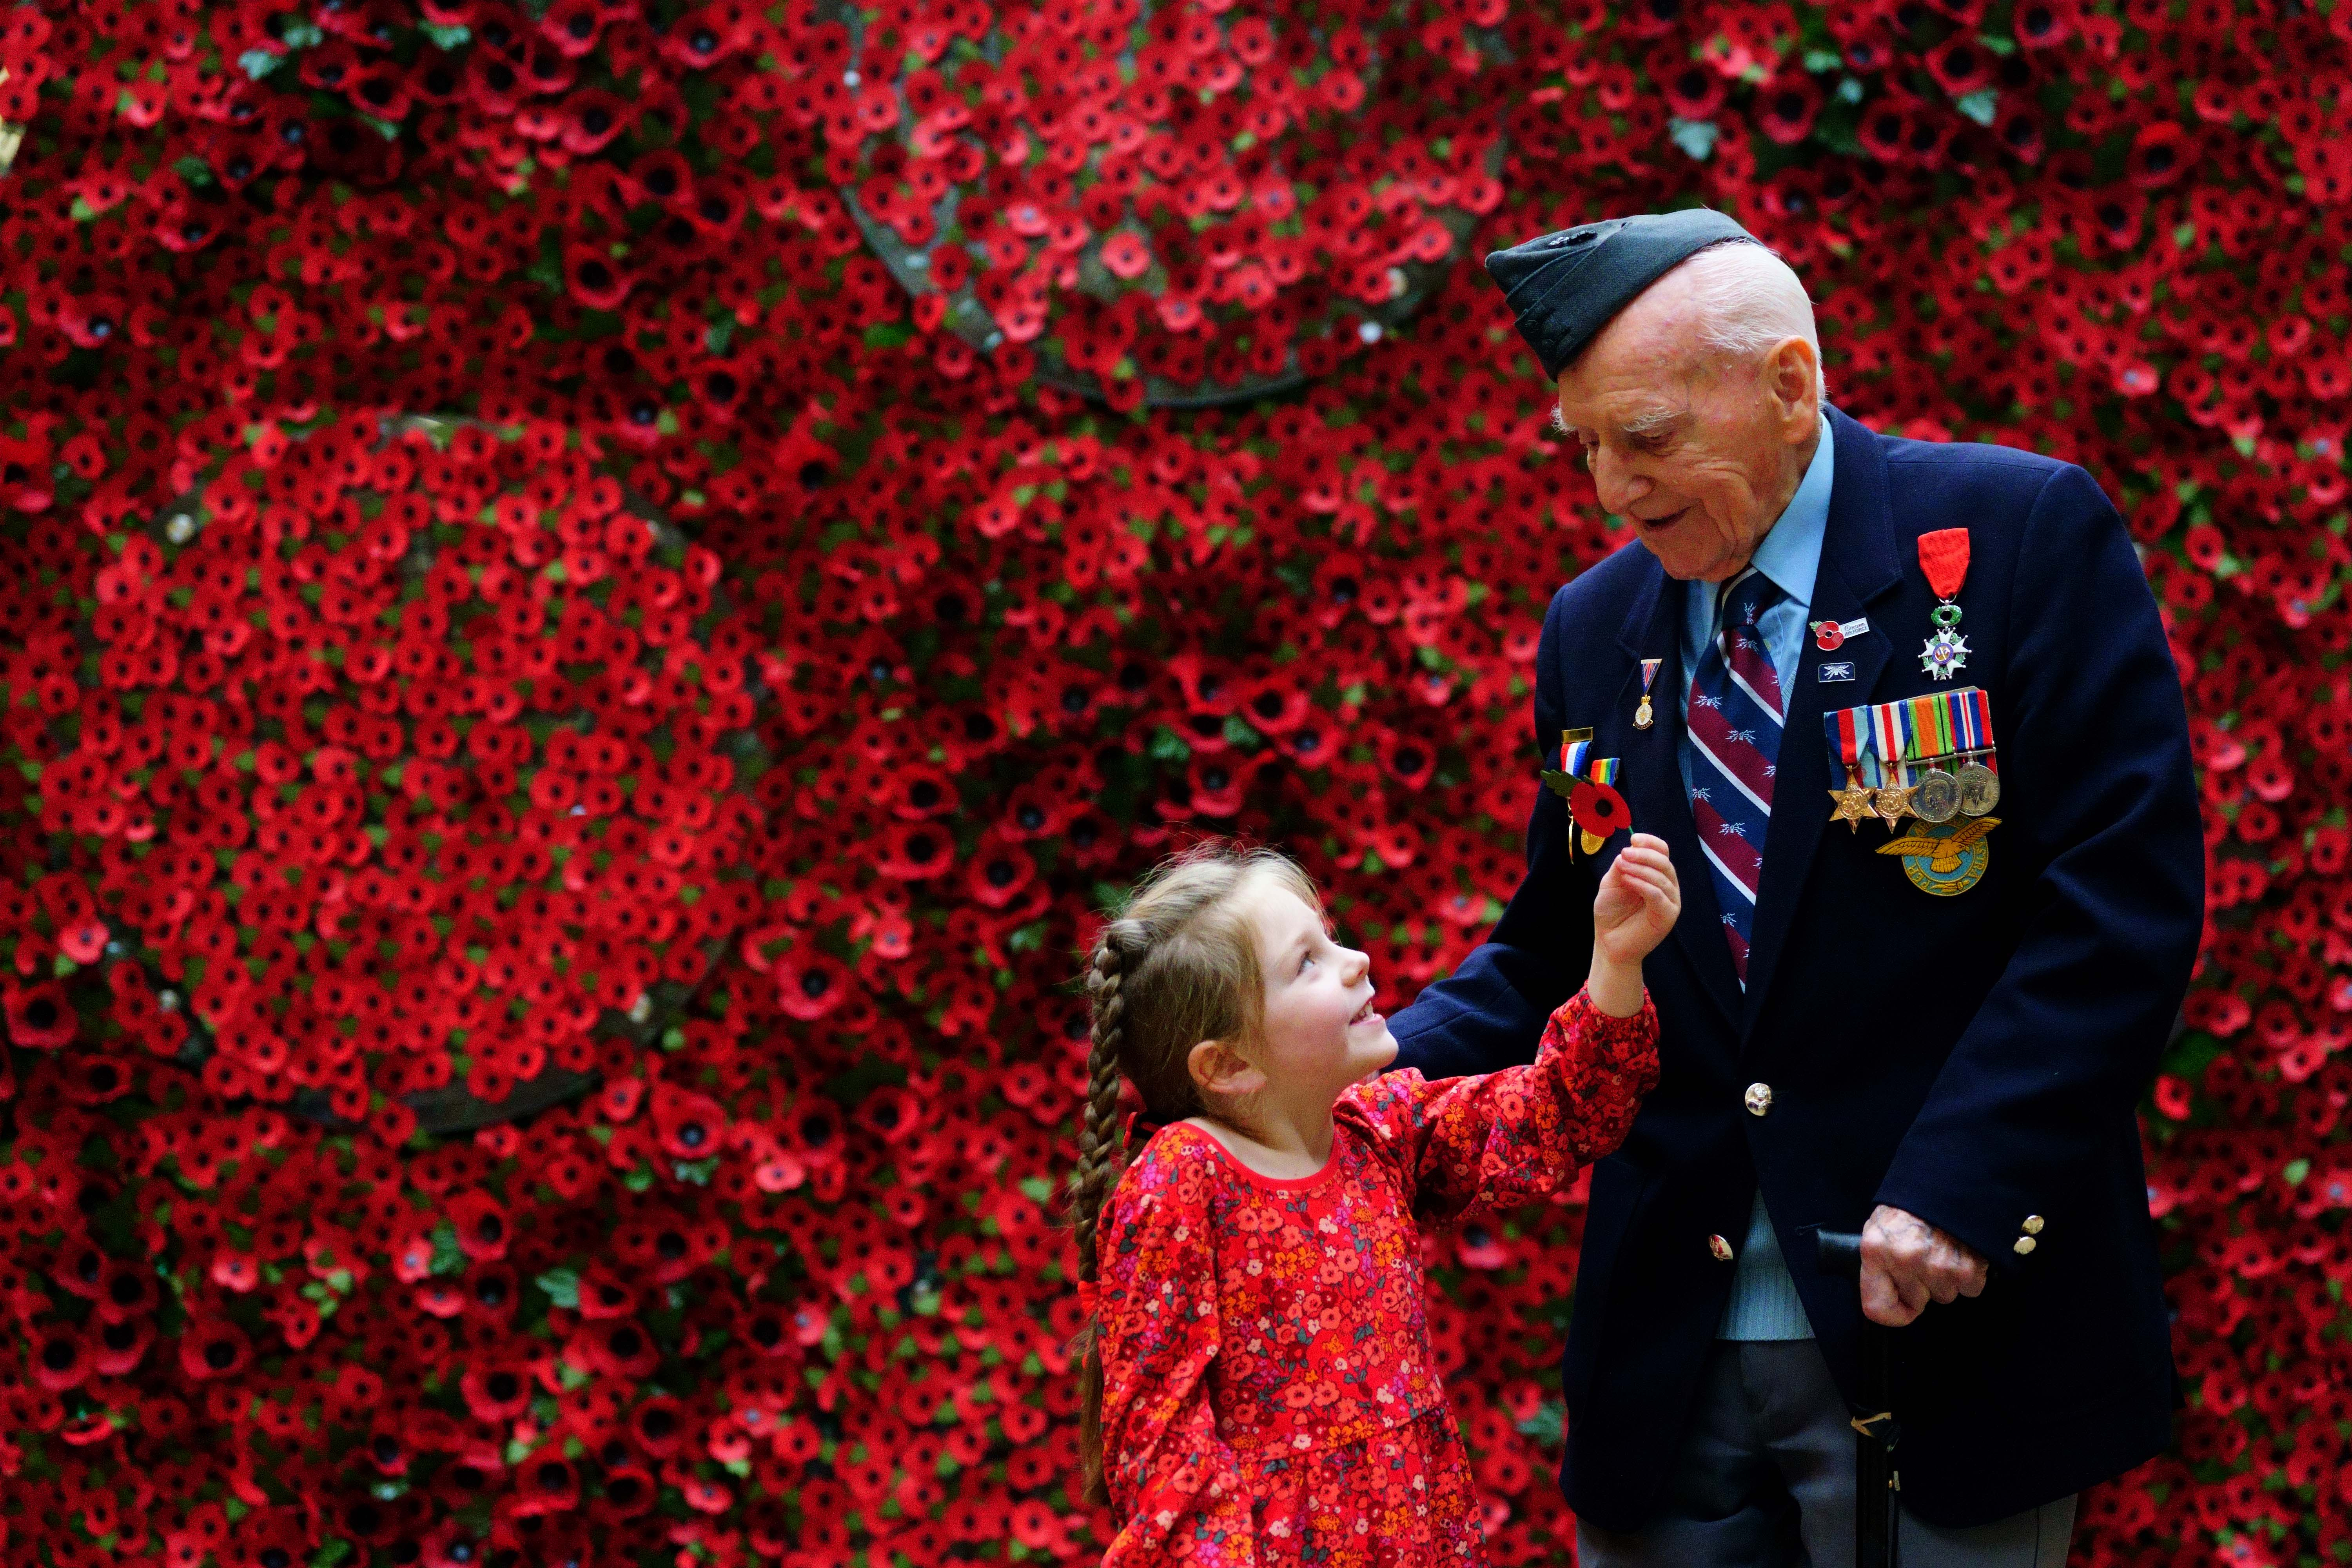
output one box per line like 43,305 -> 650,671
1916,528 -> 1971,682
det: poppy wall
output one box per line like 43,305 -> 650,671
1,1 -> 2347,1565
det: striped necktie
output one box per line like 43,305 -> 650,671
1684,568 -> 1786,984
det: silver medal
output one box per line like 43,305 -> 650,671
1911,766 -> 1962,824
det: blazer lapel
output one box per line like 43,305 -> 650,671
1739,406 -> 1906,1040
1615,558 -> 1744,1032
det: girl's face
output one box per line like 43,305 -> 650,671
1237,874 -> 1396,1098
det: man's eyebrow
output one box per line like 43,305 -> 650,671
1619,406 -> 1682,437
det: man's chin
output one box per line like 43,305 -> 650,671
1637,523 -> 1735,582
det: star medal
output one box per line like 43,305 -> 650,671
1633,658 -> 1662,730
1917,528 -> 1971,682
1823,706 -> 1876,833
1872,773 -> 1916,833
1956,749 -> 2001,816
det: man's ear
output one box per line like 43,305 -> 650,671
1763,335 -> 1821,434
1187,1037 -> 1263,1100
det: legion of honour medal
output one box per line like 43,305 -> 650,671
1917,527 -> 1971,681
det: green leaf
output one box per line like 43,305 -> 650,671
1669,118 -> 1719,161
1517,1399 -> 1566,1446
1976,31 -> 2016,54
1955,89 -> 1998,127
428,1221 -> 465,1276
421,22 -> 470,47
239,49 -> 281,79
1802,48 -> 1844,72
534,1268 -> 581,1308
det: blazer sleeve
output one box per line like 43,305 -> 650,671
1388,585 -> 1595,1080
1344,987 -> 1659,1224
1873,463 -> 2204,1272
1097,1160 -> 1257,1567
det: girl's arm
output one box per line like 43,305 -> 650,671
1096,1155 -> 1258,1567
1344,985 -> 1658,1222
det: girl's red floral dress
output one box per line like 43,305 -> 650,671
1094,986 -> 1660,1566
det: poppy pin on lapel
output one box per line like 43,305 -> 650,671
1541,728 -> 1631,857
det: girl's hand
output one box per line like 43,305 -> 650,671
1588,835 -> 1681,1018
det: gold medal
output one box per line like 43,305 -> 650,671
1871,775 -> 1916,833
1633,658 -> 1662,730
1827,765 -> 1876,834
1911,766 -> 1960,824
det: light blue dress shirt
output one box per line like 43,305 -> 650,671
1673,414 -> 1834,1340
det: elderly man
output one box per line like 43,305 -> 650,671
1389,211 -> 2202,1568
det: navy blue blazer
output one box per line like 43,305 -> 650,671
1390,405 -> 2203,1530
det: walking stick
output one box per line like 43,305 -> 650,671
1817,1230 -> 1900,1568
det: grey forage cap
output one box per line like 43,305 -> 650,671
1484,209 -> 1759,381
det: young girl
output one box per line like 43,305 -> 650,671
1066,834 -> 1680,1564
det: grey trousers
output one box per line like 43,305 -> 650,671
1575,1340 -> 2076,1568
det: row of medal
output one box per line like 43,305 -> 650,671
1824,686 -> 2001,833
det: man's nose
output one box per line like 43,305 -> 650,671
1591,450 -> 1651,512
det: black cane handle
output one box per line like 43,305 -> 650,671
1816,1228 -> 1866,1278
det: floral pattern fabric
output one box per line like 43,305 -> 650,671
1094,987 -> 1660,1566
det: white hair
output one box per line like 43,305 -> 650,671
1546,237 -> 1826,436
1674,238 -> 1828,402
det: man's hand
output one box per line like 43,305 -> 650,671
1860,1204 -> 1988,1327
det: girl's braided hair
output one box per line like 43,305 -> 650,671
1066,839 -> 1324,1506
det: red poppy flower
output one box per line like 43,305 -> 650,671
777,949 -> 852,1020
579,1316 -> 661,1378
178,1318 -> 251,1381
446,1191 -> 512,1261
1755,75 -> 1822,144
2013,0 -> 2076,47
565,244 -> 632,310
965,837 -> 1036,909
4,982 -> 76,1048
573,1265 -> 640,1320
90,1315 -> 153,1376
459,1361 -> 535,1422
2128,122 -> 2194,189
652,1083 -> 728,1157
